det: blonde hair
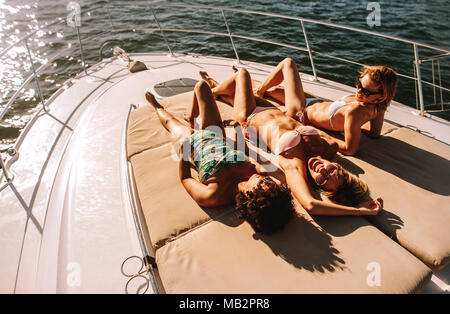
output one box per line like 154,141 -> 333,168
323,165 -> 370,206
360,65 -> 398,112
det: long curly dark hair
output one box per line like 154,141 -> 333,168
235,179 -> 294,234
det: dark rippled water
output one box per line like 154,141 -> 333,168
1,0 -> 449,155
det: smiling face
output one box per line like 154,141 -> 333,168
356,74 -> 384,103
307,157 -> 344,192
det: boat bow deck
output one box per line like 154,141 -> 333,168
1,53 -> 449,293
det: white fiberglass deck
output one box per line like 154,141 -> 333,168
0,53 -> 449,293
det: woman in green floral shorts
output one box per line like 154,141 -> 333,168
144,80 -> 293,235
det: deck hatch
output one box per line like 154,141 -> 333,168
153,78 -> 198,98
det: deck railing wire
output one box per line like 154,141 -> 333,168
0,2 -> 449,291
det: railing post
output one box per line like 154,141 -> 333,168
221,9 -> 240,64
150,6 -> 174,56
24,40 -> 71,128
0,153 -> 10,182
24,40 -> 46,109
413,62 -> 419,110
413,44 -> 425,116
76,25 -> 88,75
431,59 -> 436,106
301,20 -> 317,81
437,59 -> 444,110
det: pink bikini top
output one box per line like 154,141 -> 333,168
240,123 -> 319,155
275,125 -> 319,155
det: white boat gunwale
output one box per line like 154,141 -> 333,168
1,3 -> 449,294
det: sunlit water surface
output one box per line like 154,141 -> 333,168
0,0 -> 449,156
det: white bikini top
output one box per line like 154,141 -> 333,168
328,94 -> 353,129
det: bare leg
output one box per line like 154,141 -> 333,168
263,86 -> 286,103
195,71 -> 235,106
185,75 -> 229,129
200,69 -> 262,106
205,69 -> 256,124
199,71 -> 220,89
233,68 -> 257,124
184,90 -> 199,128
191,80 -> 225,133
145,91 -> 192,142
254,57 -> 306,117
206,71 -> 238,106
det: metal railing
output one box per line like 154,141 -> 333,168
0,5 -> 107,237
105,2 -> 449,115
416,53 -> 449,112
2,2 -> 449,144
0,2 -> 449,287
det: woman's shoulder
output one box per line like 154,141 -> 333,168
342,94 -> 359,104
278,153 -> 305,172
343,93 -> 355,100
347,101 -> 379,120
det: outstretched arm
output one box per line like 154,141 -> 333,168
337,107 -> 386,155
330,108 -> 366,156
279,157 -> 382,216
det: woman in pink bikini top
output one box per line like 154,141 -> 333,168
192,68 -> 384,217
242,106 -> 324,155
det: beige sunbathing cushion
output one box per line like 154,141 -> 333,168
130,143 -> 236,249
338,127 -> 450,270
324,121 -> 398,148
156,210 -> 431,293
127,91 -> 433,293
128,92 -> 240,248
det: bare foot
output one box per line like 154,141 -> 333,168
145,91 -> 163,109
199,71 -> 219,89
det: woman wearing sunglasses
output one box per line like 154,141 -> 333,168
191,68 -> 383,216
253,58 -> 398,155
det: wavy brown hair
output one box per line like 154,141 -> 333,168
359,65 -> 398,112
326,166 -> 370,206
307,163 -> 369,206
235,180 -> 294,234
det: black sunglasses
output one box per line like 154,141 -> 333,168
356,78 -> 383,97
259,176 -> 274,186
